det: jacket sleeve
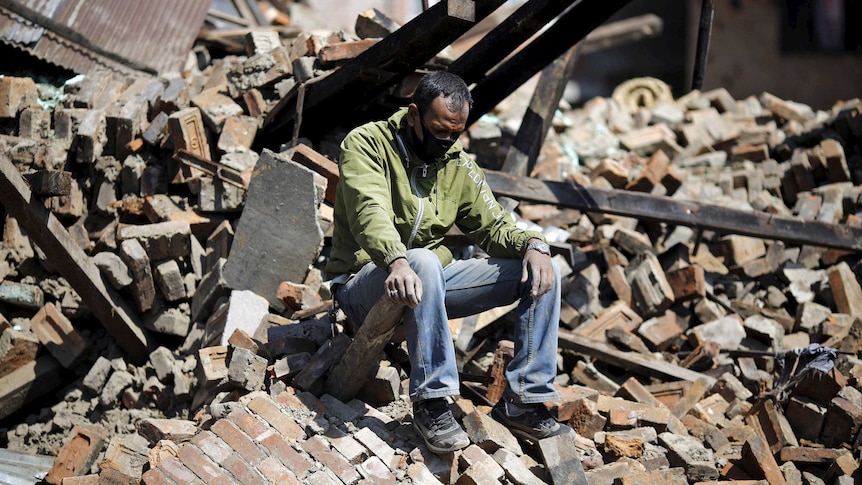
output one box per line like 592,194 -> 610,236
454,156 -> 545,258
338,128 -> 408,270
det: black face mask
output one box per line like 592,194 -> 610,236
412,114 -> 456,162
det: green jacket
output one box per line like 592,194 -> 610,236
324,108 -> 545,276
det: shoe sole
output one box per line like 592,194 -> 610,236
413,421 -> 469,453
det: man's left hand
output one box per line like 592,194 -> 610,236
522,241 -> 554,298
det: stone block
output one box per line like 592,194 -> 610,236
192,258 -> 229,321
197,346 -> 229,384
143,307 -> 191,337
138,419 -> 198,445
224,149 -> 326,311
119,238 -> 156,312
492,448 -> 546,485
45,425 -> 107,485
0,327 -> 39,378
99,433 -> 150,484
168,107 -> 210,160
356,364 -> 402,407
75,109 -> 106,165
538,432 -> 587,484
820,396 -> 862,447
100,370 -> 133,407
637,312 -> 685,351
154,259 -> 187,302
217,115 -> 258,153
828,261 -> 862,318
190,88 -> 243,133
462,409 -> 522,455
117,221 -> 192,261
0,281 -> 44,309
219,290 -> 269,347
627,254 -> 674,318
658,432 -> 718,482
149,346 -> 176,383
597,396 -> 671,431
227,346 -> 267,391
0,76 -> 37,118
30,302 -> 88,368
741,436 -> 786,485
689,314 -> 746,350
92,251 -> 133,289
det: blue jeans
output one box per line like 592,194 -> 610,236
334,248 -> 561,405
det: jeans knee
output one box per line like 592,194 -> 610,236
406,248 -> 441,275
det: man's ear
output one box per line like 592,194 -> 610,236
406,103 -> 419,127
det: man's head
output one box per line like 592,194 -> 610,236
406,72 -> 472,162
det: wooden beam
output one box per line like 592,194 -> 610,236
260,0 -> 508,144
468,0 -> 633,125
579,13 -> 663,55
324,296 -> 405,401
558,330 -> 716,386
501,44 -> 580,177
447,0 -> 578,85
483,170 -> 862,251
0,355 -> 62,420
0,155 -> 152,363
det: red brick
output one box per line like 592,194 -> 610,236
140,468 -> 174,485
354,427 -> 397,471
259,429 -> 314,479
248,395 -> 307,442
45,425 -> 107,485
258,455 -> 301,485
302,435 -> 362,484
359,456 -> 396,485
222,454 -> 267,484
30,302 -> 88,368
228,409 -> 269,440
665,265 -> 706,302
178,444 -> 234,485
157,456 -> 202,484
741,436 -> 785,485
191,430 -> 234,463
210,418 -> 266,464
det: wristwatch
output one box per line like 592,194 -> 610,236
526,241 -> 551,255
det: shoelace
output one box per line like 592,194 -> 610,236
423,402 -> 459,433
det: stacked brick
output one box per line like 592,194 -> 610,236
0,5 -> 862,484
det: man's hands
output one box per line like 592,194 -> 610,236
386,258 -> 422,308
522,238 -> 554,298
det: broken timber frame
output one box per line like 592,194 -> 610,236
0,154 -> 152,364
260,0 -> 508,144
468,0 -> 634,126
484,170 -> 862,251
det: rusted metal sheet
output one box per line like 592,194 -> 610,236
0,0 -> 211,75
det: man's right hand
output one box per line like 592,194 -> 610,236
385,258 -> 422,308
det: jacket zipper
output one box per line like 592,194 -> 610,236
407,165 -> 428,249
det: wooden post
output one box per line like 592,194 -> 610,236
501,44 -> 581,177
324,296 -> 405,401
0,154 -> 151,363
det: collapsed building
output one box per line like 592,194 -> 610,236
0,0 -> 861,484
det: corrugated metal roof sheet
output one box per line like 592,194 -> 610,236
0,0 -> 212,76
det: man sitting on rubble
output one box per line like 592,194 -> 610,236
325,71 -> 572,453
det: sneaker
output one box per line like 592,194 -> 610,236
491,399 -> 573,440
413,398 -> 470,453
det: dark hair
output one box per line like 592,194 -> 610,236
411,71 -> 473,115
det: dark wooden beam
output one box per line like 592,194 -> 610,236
483,170 -> 862,251
0,155 -> 152,364
578,13 -> 663,56
500,44 -> 580,177
259,0 -> 507,145
447,0 -> 578,85
468,0 -> 633,125
559,330 -> 716,386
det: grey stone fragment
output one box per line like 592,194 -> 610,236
82,356 -> 113,394
658,432 -> 718,482
153,259 -> 186,301
143,307 -> 190,337
117,221 -> 191,260
100,370 -> 134,407
227,346 -> 267,391
149,346 -> 176,383
119,238 -> 155,312
224,149 -> 325,311
220,290 -> 269,346
92,251 -> 133,289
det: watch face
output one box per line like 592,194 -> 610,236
530,242 -> 550,254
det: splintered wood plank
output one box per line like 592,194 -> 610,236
0,154 -> 151,363
559,330 -> 716,386
484,170 -> 862,251
324,297 -> 405,401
